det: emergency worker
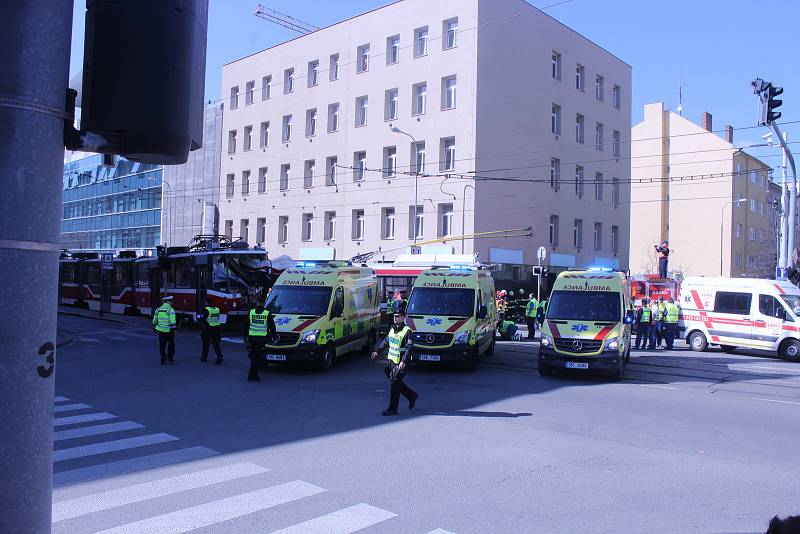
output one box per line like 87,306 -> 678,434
371,308 -> 418,416
200,303 -> 223,364
525,293 -> 539,339
498,319 -> 518,341
663,297 -> 680,350
635,298 -> 653,350
245,302 -> 276,382
655,241 -> 670,278
537,297 -> 548,327
505,290 -> 518,323
152,295 -> 177,365
516,289 -> 527,324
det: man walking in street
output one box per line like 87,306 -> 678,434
199,303 -> 223,365
371,308 -> 418,416
245,302 -> 276,382
152,295 -> 177,365
525,293 -> 538,339
655,241 -> 670,279
663,297 -> 680,350
635,298 -> 653,350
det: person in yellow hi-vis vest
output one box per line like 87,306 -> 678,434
152,295 -> 177,365
371,307 -> 418,416
663,297 -> 680,350
245,303 -> 276,382
200,304 -> 223,365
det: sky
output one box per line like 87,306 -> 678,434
69,0 -> 800,168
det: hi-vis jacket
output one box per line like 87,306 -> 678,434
375,323 -> 411,364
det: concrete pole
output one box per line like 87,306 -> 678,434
779,136 -> 789,274
0,2 -> 73,532
772,124 -> 797,277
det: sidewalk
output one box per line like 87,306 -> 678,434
57,305 -> 143,326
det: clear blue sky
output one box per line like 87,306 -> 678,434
70,0 -> 799,166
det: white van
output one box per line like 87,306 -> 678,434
679,277 -> 800,361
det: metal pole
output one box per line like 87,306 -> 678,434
0,2 -> 73,532
779,134 -> 789,275
772,123 -> 796,279
720,201 -> 730,276
537,258 -> 542,302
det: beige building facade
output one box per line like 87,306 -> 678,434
629,103 -> 776,278
219,0 -> 631,270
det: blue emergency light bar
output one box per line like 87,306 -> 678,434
587,266 -> 613,272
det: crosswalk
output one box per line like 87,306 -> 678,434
51,396 -> 456,533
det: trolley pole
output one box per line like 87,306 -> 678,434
0,2 -> 73,532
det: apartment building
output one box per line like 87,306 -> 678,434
629,103 -> 777,277
219,0 -> 631,271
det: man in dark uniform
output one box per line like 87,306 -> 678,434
244,302 -> 276,382
371,308 -> 418,416
200,303 -> 223,364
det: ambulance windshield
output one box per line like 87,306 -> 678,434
407,288 -> 475,317
779,294 -> 800,317
547,290 -> 620,322
266,285 -> 333,316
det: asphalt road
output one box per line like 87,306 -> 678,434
52,309 -> 800,533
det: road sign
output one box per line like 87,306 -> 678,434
537,246 -> 547,262
101,253 -> 113,270
410,246 -> 422,255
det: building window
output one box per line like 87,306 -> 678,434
737,193 -> 745,205
352,209 -> 365,240
355,96 -> 368,127
551,104 -> 561,135
305,109 -> 317,137
549,215 -> 559,246
414,142 -> 426,173
760,229 -> 767,242
750,198 -> 758,213
444,18 -> 458,49
410,206 -> 424,239
551,51 -> 561,80
382,207 -> 395,239
735,223 -> 742,239
413,82 -> 427,115
259,121 -> 269,147
384,146 -> 397,177
387,35 -> 400,64
302,213 -> 313,241
282,115 -> 292,142
573,219 -> 583,249
328,103 -> 340,133
595,172 -> 604,201
256,217 -> 266,244
441,137 -> 456,171
230,86 -> 239,109
240,219 -> 249,242
354,151 -> 367,182
227,130 -> 237,154
735,254 -> 742,267
241,170 -> 250,196
324,211 -> 336,241
243,125 -> 252,151
612,130 -> 621,158
613,84 -> 621,109
245,81 -> 255,105
748,255 -> 756,269
385,88 -> 399,121
357,44 -> 370,73
575,114 -> 584,144
283,68 -> 294,94
261,75 -> 271,100
750,169 -> 759,185
595,74 -> 604,101
225,173 -> 234,198
414,26 -> 429,57
224,220 -> 233,239
595,122 -> 604,151
575,165 -> 584,198
550,158 -> 561,192
280,164 -> 290,191
576,65 -> 585,91
611,225 -> 619,255
326,156 -> 337,186
303,159 -> 315,189
442,75 -> 457,110
593,222 -> 602,250
439,203 -> 454,237
258,167 -> 267,194
736,163 -> 744,178
612,177 -> 620,206
760,202 -> 766,217
278,216 -> 288,244
329,53 -> 340,81
749,226 -> 758,241
307,60 -> 319,87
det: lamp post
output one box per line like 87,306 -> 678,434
390,126 -> 419,244
720,198 -> 747,275
461,183 -> 475,254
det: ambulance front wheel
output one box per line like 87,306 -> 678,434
779,339 -> 800,362
688,331 -> 708,352
319,345 -> 336,371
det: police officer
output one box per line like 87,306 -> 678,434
245,302 -> 276,382
525,293 -> 538,339
200,303 -> 223,364
663,297 -> 680,350
371,308 -> 418,416
635,298 -> 653,350
152,295 -> 177,365
537,297 -> 548,328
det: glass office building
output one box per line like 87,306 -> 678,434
61,154 -> 163,253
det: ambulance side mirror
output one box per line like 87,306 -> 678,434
477,305 -> 488,319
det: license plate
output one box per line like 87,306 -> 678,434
417,354 -> 440,362
565,361 -> 589,369
266,354 -> 286,361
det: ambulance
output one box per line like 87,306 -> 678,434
404,265 -> 497,371
262,261 -> 380,370
679,277 -> 800,361
538,268 -> 634,379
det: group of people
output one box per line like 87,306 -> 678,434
495,290 -> 548,341
634,296 -> 680,350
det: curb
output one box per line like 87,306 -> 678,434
57,310 -> 127,324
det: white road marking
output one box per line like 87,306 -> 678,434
426,529 -> 457,534
638,384 -> 679,390
268,503 -> 397,534
93,480 -> 326,534
54,433 -> 178,462
54,446 -> 218,486
751,397 -> 800,406
222,337 -> 245,344
746,365 -> 800,374
53,421 -> 144,442
54,412 -> 116,427
52,462 -> 268,522
54,396 -> 70,403
54,403 -> 91,413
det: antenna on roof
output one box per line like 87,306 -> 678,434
252,4 -> 320,35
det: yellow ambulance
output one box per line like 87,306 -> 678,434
405,265 -> 497,371
538,268 -> 634,379
263,261 -> 379,371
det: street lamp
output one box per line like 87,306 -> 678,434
720,198 -> 747,275
390,126 -> 419,244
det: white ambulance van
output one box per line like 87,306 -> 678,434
679,277 -> 800,361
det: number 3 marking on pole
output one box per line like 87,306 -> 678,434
37,342 -> 55,378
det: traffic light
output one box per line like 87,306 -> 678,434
752,78 -> 784,126
767,85 -> 784,124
